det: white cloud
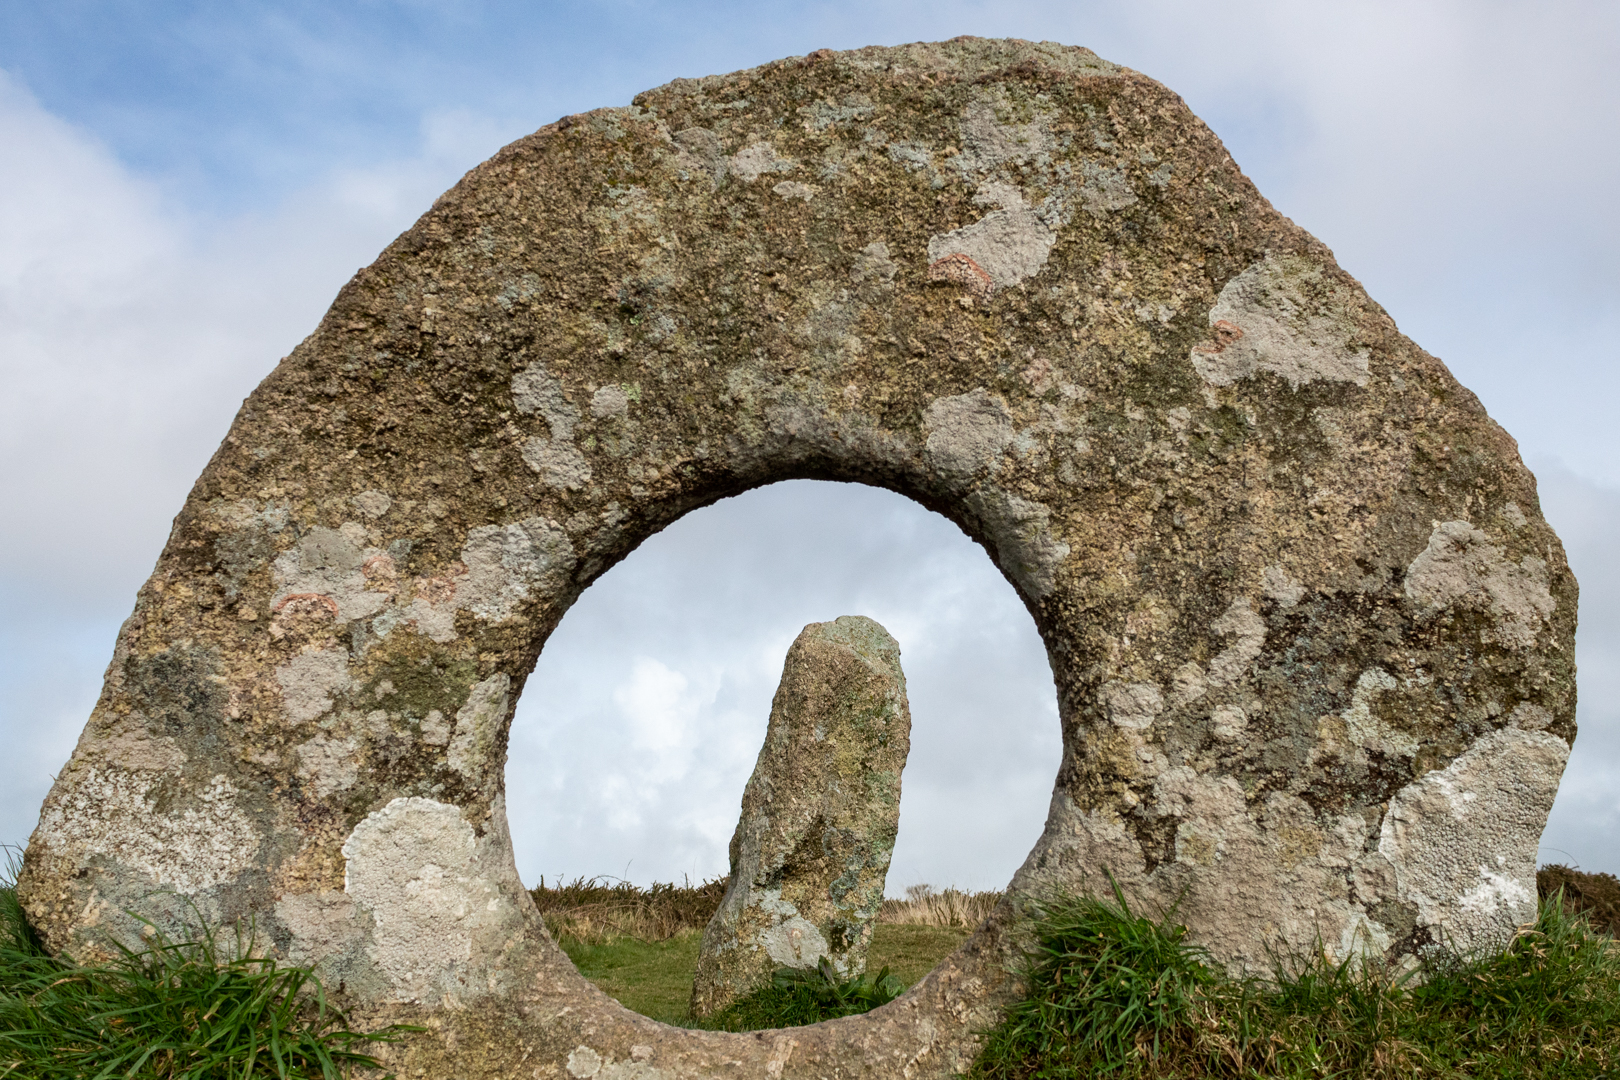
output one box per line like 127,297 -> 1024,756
612,657 -> 715,778
0,67 -> 516,855
1534,462 -> 1620,872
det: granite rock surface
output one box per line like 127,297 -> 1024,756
17,37 -> 1575,1079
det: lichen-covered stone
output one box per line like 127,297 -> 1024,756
690,616 -> 910,1019
17,37 -> 1576,1078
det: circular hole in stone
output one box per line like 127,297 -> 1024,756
505,479 -> 1061,1025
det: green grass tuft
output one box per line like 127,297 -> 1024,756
972,884 -> 1620,1079
973,877 -> 1215,1077
1,862 -> 412,1080
697,956 -> 905,1031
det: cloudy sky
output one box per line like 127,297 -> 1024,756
2,1 -> 1617,893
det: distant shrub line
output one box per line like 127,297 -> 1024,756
527,874 -> 1003,943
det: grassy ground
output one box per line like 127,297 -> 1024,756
531,875 -> 993,1024
972,879 -> 1620,1079
4,865 -> 1616,1076
558,929 -> 704,1025
540,868 -> 1620,1073
0,868 -> 407,1079
552,922 -> 974,1025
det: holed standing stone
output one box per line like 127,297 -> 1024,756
689,616 -> 911,1019
17,37 -> 1576,1078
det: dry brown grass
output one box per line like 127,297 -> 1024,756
879,885 -> 1003,929
530,877 -> 1004,942
1539,863 -> 1620,936
530,876 -> 727,943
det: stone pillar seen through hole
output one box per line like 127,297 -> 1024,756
690,616 -> 912,1019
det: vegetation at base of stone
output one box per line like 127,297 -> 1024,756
530,875 -> 728,942
974,880 -> 1217,1076
697,957 -> 905,1032
0,874 -> 407,1079
972,887 -> 1620,1079
1539,864 -> 1620,937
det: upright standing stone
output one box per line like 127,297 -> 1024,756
689,616 -> 911,1020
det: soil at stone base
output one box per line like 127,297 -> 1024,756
1538,865 -> 1620,936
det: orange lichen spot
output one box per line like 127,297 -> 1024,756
1194,318 -> 1245,354
927,253 -> 994,301
273,593 -> 340,619
362,553 -> 399,591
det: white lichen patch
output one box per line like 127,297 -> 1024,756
351,490 -> 392,518
1078,159 -> 1137,217
447,674 -> 511,783
758,909 -> 834,970
1378,727 -> 1570,953
798,95 -> 875,132
207,498 -> 290,533
275,648 -> 354,724
951,92 -> 1056,174
590,384 -> 631,419
671,127 -> 726,188
381,517 -> 575,644
296,731 -> 361,797
456,517 -> 576,621
1101,681 -> 1164,730
1404,521 -> 1555,648
341,797 -> 509,1002
563,1045 -> 674,1080
1210,704 -> 1247,742
923,388 -> 1015,476
1170,661 -> 1209,707
35,769 -> 258,893
521,435 -> 592,490
963,488 -> 1071,599
1207,599 -> 1266,687
729,142 -> 796,181
772,180 -> 818,201
851,240 -> 897,284
420,709 -> 451,745
567,1048 -> 604,1078
1190,254 -> 1371,390
1341,668 -> 1415,757
271,527 -> 392,623
926,183 -> 1057,291
1262,565 -> 1305,608
513,363 -> 592,490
